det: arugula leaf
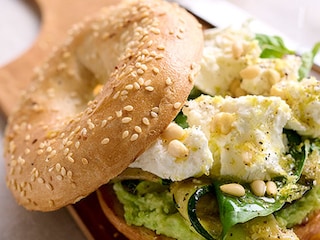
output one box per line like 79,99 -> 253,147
284,129 -> 307,177
255,33 -> 295,58
214,182 -> 284,237
298,42 -> 320,80
174,112 -> 188,128
255,33 -> 320,80
174,86 -> 206,129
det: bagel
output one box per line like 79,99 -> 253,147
4,0 -> 203,211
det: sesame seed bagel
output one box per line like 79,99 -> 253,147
4,0 -> 203,211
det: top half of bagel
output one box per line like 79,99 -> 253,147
3,0 -> 204,211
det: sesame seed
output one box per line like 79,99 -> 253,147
176,34 -> 183,39
63,148 -> 69,156
67,171 -> 73,179
147,40 -> 153,47
61,167 -> 67,176
82,158 -> 88,165
174,102 -> 182,109
138,77 -> 144,85
133,82 -> 140,90
155,54 -> 164,60
166,77 -> 172,85
113,91 -> 120,99
80,128 -> 87,137
37,149 -> 44,155
150,27 -> 160,34
25,134 -> 31,141
87,119 -> 95,129
55,163 -> 61,172
121,90 -> 128,96
62,138 -> 68,145
46,183 -> 53,191
135,62 -> 141,68
144,79 -> 152,86
56,175 -> 63,181
122,117 -> 132,123
125,84 -> 133,90
145,86 -> 154,92
157,44 -> 165,50
75,141 -> 80,149
140,64 -> 148,71
123,105 -> 134,111
142,117 -> 150,125
122,131 -> 129,139
49,200 -> 55,207
116,110 -> 123,118
130,133 -> 139,141
24,148 -> 31,155
18,157 -> 25,165
131,71 -> 137,78
101,138 -> 110,145
101,120 -> 108,127
150,111 -> 158,118
49,150 -> 57,158
37,177 -> 45,184
152,67 -> 159,74
152,107 -> 159,112
134,126 -> 142,133
67,156 -> 75,163
142,49 -> 150,55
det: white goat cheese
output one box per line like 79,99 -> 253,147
130,126 -> 213,181
183,95 -> 291,181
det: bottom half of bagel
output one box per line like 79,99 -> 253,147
96,178 -> 320,240
97,183 -> 173,240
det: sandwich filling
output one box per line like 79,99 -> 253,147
112,24 -> 320,239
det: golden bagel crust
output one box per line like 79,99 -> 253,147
4,0 -> 203,211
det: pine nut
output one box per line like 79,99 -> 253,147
250,180 -> 266,197
240,65 -> 261,79
167,140 -> 189,158
229,79 -> 246,97
266,181 -> 278,196
264,69 -> 281,85
220,183 -> 245,197
211,112 -> 235,135
270,85 -> 285,98
232,41 -> 243,59
162,123 -> 184,141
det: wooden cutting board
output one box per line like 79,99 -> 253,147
0,0 -> 120,117
0,0 -> 128,239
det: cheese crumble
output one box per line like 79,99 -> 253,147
130,25 -> 320,183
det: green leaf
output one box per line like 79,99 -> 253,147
214,182 -> 284,237
298,42 -> 320,80
255,33 -> 295,58
174,112 -> 189,128
283,129 -> 307,177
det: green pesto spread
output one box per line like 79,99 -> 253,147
113,181 -> 204,240
275,185 -> 320,228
